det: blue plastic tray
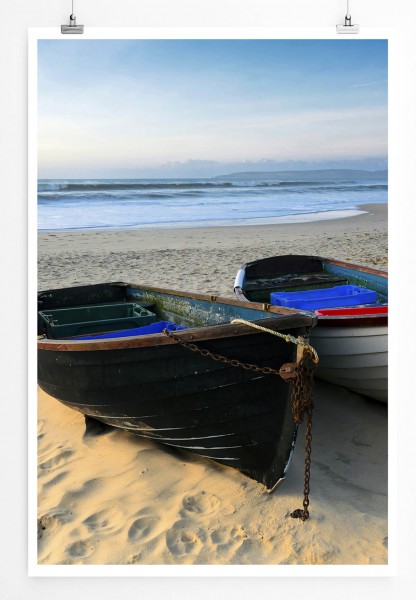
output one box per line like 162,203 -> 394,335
73,321 -> 187,340
270,285 -> 377,310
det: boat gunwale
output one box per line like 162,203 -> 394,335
38,283 -> 315,352
241,255 -> 388,280
322,257 -> 387,279
127,282 -> 311,313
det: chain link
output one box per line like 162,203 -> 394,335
288,350 -> 315,521
163,326 -> 317,521
163,328 -> 283,376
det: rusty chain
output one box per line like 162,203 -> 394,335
286,349 -> 316,521
163,328 -> 283,376
162,327 -> 317,521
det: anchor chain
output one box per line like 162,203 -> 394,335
163,323 -> 318,521
286,349 -> 316,521
163,328 -> 283,376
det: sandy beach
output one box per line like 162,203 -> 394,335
36,203 -> 388,566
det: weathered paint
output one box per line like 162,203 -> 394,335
38,282 -> 313,489
323,261 -> 388,302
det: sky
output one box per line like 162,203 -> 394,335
37,39 -> 388,178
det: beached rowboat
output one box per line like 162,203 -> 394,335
234,255 -> 388,402
37,282 -> 316,491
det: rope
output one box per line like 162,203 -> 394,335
231,318 -> 319,364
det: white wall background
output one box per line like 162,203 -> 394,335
1,1 -> 415,599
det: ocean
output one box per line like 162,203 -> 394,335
37,170 -> 388,232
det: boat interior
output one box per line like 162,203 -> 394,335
242,255 -> 388,310
37,282 -> 305,341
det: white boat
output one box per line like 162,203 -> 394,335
234,255 -> 388,403
308,322 -> 387,402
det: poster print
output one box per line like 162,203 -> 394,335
32,32 -> 388,571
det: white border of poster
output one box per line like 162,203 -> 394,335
28,26 -> 397,578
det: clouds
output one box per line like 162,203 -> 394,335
37,39 -> 388,178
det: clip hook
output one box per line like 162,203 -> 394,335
61,1 -> 84,34
336,0 -> 359,34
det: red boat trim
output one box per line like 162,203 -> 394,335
315,306 -> 388,317
315,304 -> 388,327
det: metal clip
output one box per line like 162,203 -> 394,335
61,1 -> 84,34
336,0 -> 359,34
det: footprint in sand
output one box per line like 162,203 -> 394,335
127,515 -> 162,543
39,448 -> 74,471
42,471 -> 69,489
66,538 -> 96,559
82,508 -> 124,536
181,491 -> 220,516
59,478 -> 102,506
210,524 -> 247,552
166,519 -> 206,557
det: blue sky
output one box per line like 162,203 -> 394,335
37,39 -> 388,178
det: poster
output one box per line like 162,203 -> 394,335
29,28 -> 390,575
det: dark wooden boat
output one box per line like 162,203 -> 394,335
37,282 -> 316,491
234,255 -> 388,402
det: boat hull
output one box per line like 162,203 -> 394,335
310,325 -> 388,402
38,283 -> 315,490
